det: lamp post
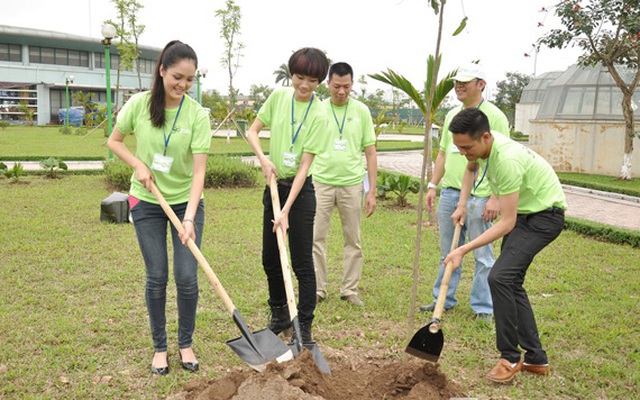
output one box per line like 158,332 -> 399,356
196,68 -> 208,104
64,75 -> 74,127
101,24 -> 117,159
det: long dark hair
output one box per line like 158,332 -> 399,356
149,40 -> 198,128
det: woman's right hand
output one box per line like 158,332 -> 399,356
134,164 -> 154,192
259,157 -> 277,181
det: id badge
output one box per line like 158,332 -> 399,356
333,138 -> 347,151
151,153 -> 174,173
282,152 -> 297,168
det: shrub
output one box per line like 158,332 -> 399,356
104,155 -> 259,191
39,157 -> 68,179
3,162 -> 25,182
0,121 -> 9,130
205,154 -> 259,188
103,158 -> 133,191
377,170 -> 419,206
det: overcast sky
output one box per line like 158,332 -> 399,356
1,0 -> 583,100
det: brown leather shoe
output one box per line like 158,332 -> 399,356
523,362 -> 549,376
486,359 -> 523,383
340,294 -> 364,306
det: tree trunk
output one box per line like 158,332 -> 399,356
619,92 -> 635,180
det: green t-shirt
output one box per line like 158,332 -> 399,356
440,101 -> 509,197
311,98 -> 376,186
478,133 -> 568,214
116,91 -> 211,204
257,87 -> 329,179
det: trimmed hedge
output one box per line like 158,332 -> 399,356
565,217 -> 640,248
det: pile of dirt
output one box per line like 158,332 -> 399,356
172,349 -> 464,400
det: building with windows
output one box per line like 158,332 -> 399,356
517,63 -> 640,176
0,25 -> 162,125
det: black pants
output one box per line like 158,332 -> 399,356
489,208 -> 564,364
262,176 -> 316,324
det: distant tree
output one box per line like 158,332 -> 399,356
357,74 -> 368,99
314,83 -> 330,101
216,0 -> 245,110
249,84 -> 273,110
539,0 -> 640,180
494,71 -> 531,130
273,63 -> 291,86
126,0 -> 145,90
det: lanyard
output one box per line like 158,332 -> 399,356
473,153 -> 489,193
163,95 -> 185,156
330,100 -> 349,139
290,93 -> 314,151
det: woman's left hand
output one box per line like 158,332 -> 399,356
180,220 -> 196,245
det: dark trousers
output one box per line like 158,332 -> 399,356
262,177 -> 317,324
488,208 -> 564,364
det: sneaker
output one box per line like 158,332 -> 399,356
340,294 -> 364,306
476,313 -> 493,324
418,301 -> 453,312
316,294 -> 325,304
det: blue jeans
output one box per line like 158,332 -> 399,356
431,187 -> 494,314
130,199 -> 204,352
262,176 -> 316,324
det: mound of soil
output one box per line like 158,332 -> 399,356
172,349 -> 464,400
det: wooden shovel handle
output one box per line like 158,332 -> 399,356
149,182 -> 236,316
268,174 -> 299,321
431,223 -> 463,322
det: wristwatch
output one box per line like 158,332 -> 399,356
427,182 -> 437,190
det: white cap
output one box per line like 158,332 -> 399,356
450,64 -> 487,82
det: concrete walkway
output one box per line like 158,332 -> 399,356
4,149 -> 639,232
376,150 -> 640,232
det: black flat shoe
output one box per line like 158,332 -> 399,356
179,350 -> 200,372
150,365 -> 169,376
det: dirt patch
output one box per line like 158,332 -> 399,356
171,349 -> 464,400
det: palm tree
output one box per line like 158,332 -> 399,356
273,63 -> 291,86
370,54 -> 456,223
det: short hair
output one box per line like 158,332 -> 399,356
328,62 -> 353,80
288,47 -> 329,81
449,108 -> 491,141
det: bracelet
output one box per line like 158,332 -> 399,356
427,182 -> 437,190
183,219 -> 194,224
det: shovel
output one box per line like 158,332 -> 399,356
405,223 -> 462,362
149,182 -> 293,372
268,175 -> 331,374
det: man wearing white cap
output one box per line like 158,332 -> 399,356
420,63 -> 509,324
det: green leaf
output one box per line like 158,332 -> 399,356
453,17 -> 467,36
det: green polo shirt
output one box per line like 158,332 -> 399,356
257,87 -> 329,179
116,91 -> 211,204
439,101 -> 509,197
478,133 -> 568,214
311,98 -> 376,186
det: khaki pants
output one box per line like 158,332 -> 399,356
313,180 -> 364,298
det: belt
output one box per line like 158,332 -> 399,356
276,175 -> 312,187
544,206 -> 565,215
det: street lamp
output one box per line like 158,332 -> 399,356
196,68 -> 208,104
101,23 -> 117,159
64,75 -> 74,128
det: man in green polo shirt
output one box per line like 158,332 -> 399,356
312,62 -> 377,306
444,107 -> 567,384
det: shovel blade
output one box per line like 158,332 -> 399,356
226,310 -> 293,372
405,321 -> 444,362
227,328 -> 293,372
287,317 -> 331,374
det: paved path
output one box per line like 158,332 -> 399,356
5,149 -> 639,232
376,151 -> 640,232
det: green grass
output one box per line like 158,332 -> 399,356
0,126 -> 422,160
0,174 -> 638,399
557,171 -> 640,197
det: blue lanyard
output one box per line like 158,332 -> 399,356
330,100 -> 349,139
163,95 -> 185,156
290,93 -> 314,151
473,153 -> 489,193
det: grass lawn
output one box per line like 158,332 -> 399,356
0,174 -> 638,399
0,126 -> 423,160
